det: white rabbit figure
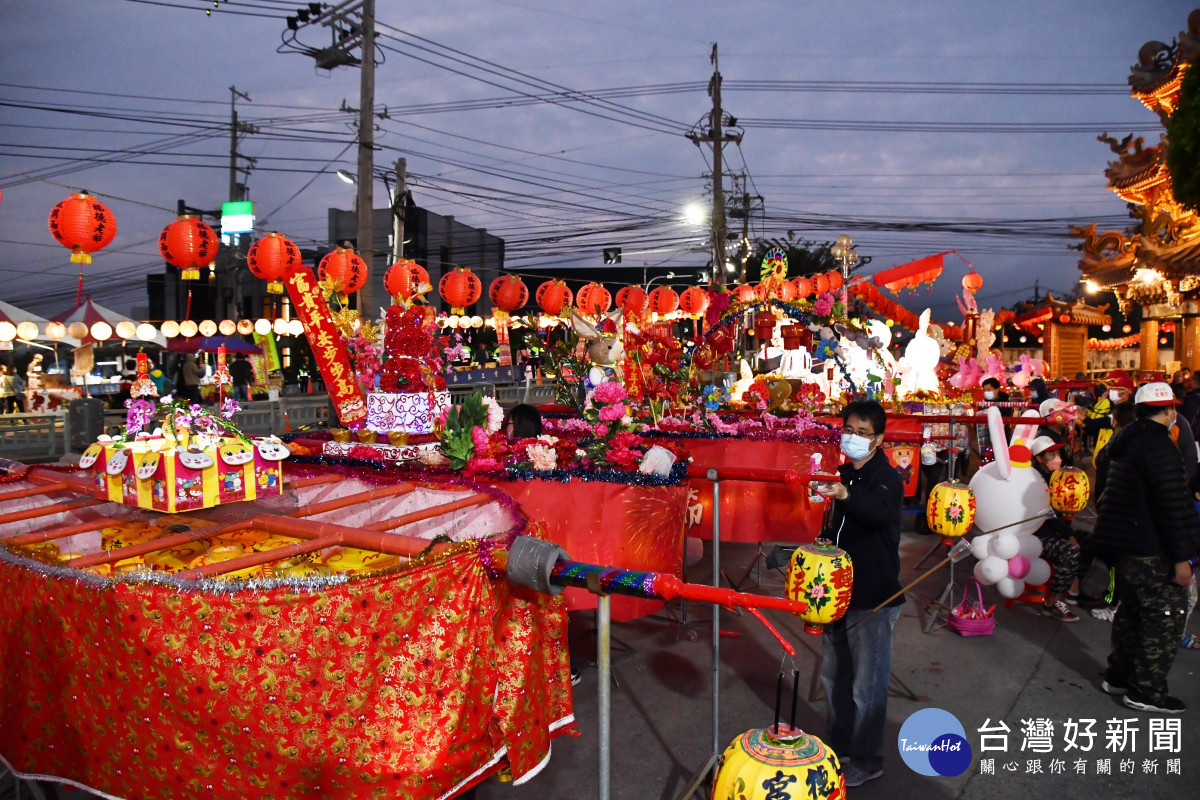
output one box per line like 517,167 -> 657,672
898,309 -> 942,397
571,308 -> 625,387
968,407 -> 1054,598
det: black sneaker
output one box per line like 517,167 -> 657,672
570,668 -> 582,686
1066,592 -> 1106,609
1042,601 -> 1080,622
1123,690 -> 1186,714
1100,677 -> 1129,696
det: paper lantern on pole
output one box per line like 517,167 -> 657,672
791,276 -> 812,298
648,285 -> 679,315
48,192 -> 117,265
317,247 -> 368,294
679,286 -> 710,317
439,267 -> 482,314
784,540 -> 853,635
616,285 -> 648,315
159,215 -> 217,281
734,283 -> 758,304
247,233 -> 300,294
926,480 -> 976,539
488,275 -> 528,313
1049,467 -> 1089,515
576,282 -> 612,315
536,280 -> 574,316
711,727 -> 844,800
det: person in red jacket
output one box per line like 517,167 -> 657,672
812,400 -> 903,787
1093,382 -> 1200,714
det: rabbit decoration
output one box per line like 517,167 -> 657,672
948,356 -> 983,390
570,308 -> 625,387
967,407 -> 1054,599
982,354 -> 1008,387
1010,353 -> 1044,389
897,309 -> 942,397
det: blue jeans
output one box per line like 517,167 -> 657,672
820,605 -> 901,772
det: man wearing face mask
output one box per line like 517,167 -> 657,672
812,400 -> 903,787
1092,382 -> 1200,714
981,377 -> 1009,403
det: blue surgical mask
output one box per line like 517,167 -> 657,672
841,432 -> 875,461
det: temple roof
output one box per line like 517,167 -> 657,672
1011,293 -> 1112,330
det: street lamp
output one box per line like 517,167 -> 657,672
830,234 -> 858,304
336,169 -> 356,185
645,271 -> 678,292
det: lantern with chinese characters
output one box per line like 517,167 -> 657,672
616,285 -> 647,315
926,480 -> 976,539
734,283 -> 758,304
536,280 -> 573,316
576,282 -> 612,315
712,726 -> 843,800
318,247 -> 368,294
384,259 -> 415,302
791,276 -> 812,298
679,285 -> 710,317
825,269 -> 844,291
813,273 -> 830,295
247,233 -> 301,294
772,279 -> 798,302
48,192 -> 117,265
784,539 -> 853,634
439,267 -> 482,314
648,285 -> 679,315
1049,467 -> 1089,515
159,215 -> 217,281
488,275 -> 528,313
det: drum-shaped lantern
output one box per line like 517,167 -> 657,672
318,247 -> 368,294
791,276 -> 813,298
439,267 -> 483,313
926,480 -> 976,539
813,273 -> 831,295
712,726 -> 844,800
616,285 -> 647,315
679,285 -> 710,317
49,192 -> 117,265
384,259 -> 417,302
246,233 -> 301,294
489,275 -> 528,313
825,269 -> 844,291
1049,466 -> 1089,515
784,539 -> 853,634
648,286 -> 679,315
576,282 -> 612,315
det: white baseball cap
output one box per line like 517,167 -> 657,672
1029,435 -> 1065,457
1133,381 -> 1181,407
1038,398 -> 1067,418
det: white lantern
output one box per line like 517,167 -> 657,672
470,315 -> 484,328
16,321 -> 39,341
237,319 -> 254,335
218,320 -> 236,336
179,320 -> 199,338
160,320 -> 180,339
273,318 -> 288,336
115,320 -> 137,340
254,319 -> 272,336
0,322 -> 16,342
136,323 -> 157,342
198,320 -> 218,337
287,319 -> 304,336
45,321 -> 67,341
68,322 -> 88,340
90,321 -> 113,341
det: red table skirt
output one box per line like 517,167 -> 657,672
489,478 -> 690,622
0,548 -> 572,799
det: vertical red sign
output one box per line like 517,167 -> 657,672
283,262 -> 368,427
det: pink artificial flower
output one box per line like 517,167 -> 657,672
471,426 -> 490,451
592,381 -> 628,405
526,442 -> 558,471
595,423 -> 610,437
813,292 -> 834,317
598,403 -> 626,422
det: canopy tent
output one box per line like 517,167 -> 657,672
166,335 -> 261,354
49,298 -> 166,347
0,300 -> 82,347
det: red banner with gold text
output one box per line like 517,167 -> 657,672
283,263 -> 368,426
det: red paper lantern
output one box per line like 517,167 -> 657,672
774,280 -> 798,302
734,283 -> 758,303
488,275 -> 529,313
792,276 -> 813,298
48,192 -> 117,265
962,271 -> 984,291
247,232 -> 301,294
576,282 -> 613,315
318,247 -> 369,294
616,285 -> 648,315
679,285 -> 710,317
813,274 -> 831,295
439,267 -> 483,313
384,259 -> 417,301
159,215 -> 217,281
536,280 -> 574,316
825,270 -> 844,291
648,286 -> 679,315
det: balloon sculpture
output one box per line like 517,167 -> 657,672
968,407 -> 1054,598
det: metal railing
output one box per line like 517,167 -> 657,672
0,413 -> 61,462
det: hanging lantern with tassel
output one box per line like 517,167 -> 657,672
576,282 -> 612,316
616,285 -> 648,316
439,267 -> 482,314
679,286 -> 710,318
247,233 -> 301,294
784,539 -> 853,635
49,192 -> 117,266
159,215 -> 217,281
489,275 -> 529,314
536,280 -> 574,316
317,246 -> 369,294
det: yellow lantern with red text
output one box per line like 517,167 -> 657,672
711,726 -> 844,800
784,540 -> 853,635
926,480 -> 976,539
1049,467 -> 1089,515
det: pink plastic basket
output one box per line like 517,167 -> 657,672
948,578 -> 995,637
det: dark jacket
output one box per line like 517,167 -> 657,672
1092,417 -> 1200,564
1182,387 -> 1200,438
829,450 -> 905,609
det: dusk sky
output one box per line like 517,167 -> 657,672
0,0 -> 1190,326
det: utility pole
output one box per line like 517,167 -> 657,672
391,157 -> 407,264
227,86 -> 257,321
688,44 -> 742,288
355,0 -> 378,317
228,86 -> 254,202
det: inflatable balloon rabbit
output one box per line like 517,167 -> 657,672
967,407 -> 1054,599
898,309 -> 942,397
949,356 -> 983,390
982,354 -> 1008,387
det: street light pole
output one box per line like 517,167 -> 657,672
355,0 -> 377,317
830,235 -> 858,307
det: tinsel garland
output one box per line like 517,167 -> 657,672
501,459 -> 689,487
639,426 -> 840,445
